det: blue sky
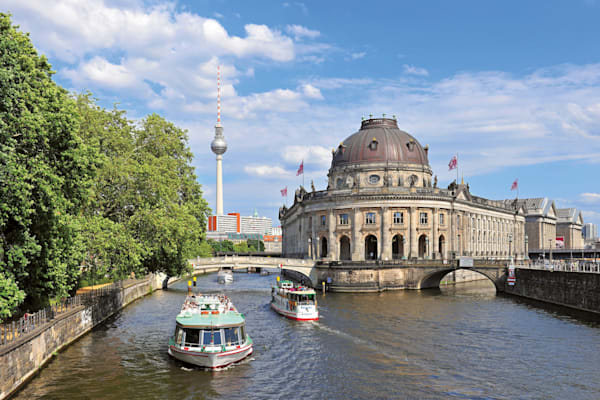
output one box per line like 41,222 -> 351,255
6,0 -> 600,227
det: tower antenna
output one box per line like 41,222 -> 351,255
217,65 -> 221,124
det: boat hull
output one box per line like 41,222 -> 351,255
168,344 -> 253,368
270,302 -> 319,321
217,272 -> 233,284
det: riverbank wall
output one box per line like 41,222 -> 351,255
0,273 -> 166,400
504,269 -> 600,314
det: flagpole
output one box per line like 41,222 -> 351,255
456,153 -> 459,184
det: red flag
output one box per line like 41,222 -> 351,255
448,155 -> 457,171
280,187 -> 287,197
296,160 -> 304,176
511,179 -> 518,191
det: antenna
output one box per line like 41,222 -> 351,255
217,65 -> 221,124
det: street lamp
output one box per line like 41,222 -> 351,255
508,233 -> 513,264
549,238 -> 553,262
524,234 -> 529,261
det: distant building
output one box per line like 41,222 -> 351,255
507,198 -> 557,251
556,208 -> 584,249
583,223 -> 598,240
206,211 -> 282,252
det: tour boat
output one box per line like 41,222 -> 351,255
270,278 -> 319,321
217,268 -> 233,284
168,293 -> 253,369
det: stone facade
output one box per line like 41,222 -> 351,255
556,208 -> 584,249
280,118 -> 526,262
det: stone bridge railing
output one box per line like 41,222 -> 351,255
189,256 -> 315,269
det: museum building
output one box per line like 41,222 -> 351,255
279,117 -> 527,262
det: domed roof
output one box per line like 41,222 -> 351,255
331,118 -> 429,169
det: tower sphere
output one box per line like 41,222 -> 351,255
211,125 -> 227,155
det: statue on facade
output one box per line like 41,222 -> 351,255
311,180 -> 316,192
398,176 -> 403,187
434,175 -> 438,188
346,175 -> 354,188
408,174 -> 418,187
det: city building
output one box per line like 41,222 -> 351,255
206,211 -> 282,253
508,198 -> 557,251
280,117 -> 527,261
583,223 -> 598,240
556,208 -> 584,249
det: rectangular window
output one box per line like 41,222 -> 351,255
339,213 -> 349,225
212,330 -> 222,345
439,213 -> 444,225
175,327 -> 184,345
202,330 -> 211,345
224,327 -> 240,346
365,212 -> 376,224
420,212 -> 428,225
321,215 -> 326,226
184,328 -> 200,347
393,212 -> 403,224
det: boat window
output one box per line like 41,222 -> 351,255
240,326 -> 246,341
184,328 -> 200,346
224,327 -> 240,345
212,330 -> 222,345
175,327 -> 184,345
202,330 -> 212,345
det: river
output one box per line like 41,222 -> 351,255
12,273 -> 600,400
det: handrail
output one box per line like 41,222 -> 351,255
515,261 -> 600,274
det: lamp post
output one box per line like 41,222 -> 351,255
425,237 -> 429,260
549,238 -> 553,262
508,233 -> 513,264
524,234 -> 529,261
308,237 -> 312,260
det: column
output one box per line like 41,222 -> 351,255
328,209 -> 335,260
311,215 -> 316,260
381,207 -> 391,260
410,207 -> 418,258
432,208 -> 439,259
352,208 -> 362,261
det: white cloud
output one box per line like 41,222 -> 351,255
286,24 -> 320,40
282,145 -> 332,168
351,52 -> 366,60
581,193 -> 600,204
301,84 -> 323,99
403,64 -> 429,76
244,165 -> 293,179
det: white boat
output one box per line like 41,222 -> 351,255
217,268 -> 233,284
270,278 -> 319,321
168,294 -> 253,369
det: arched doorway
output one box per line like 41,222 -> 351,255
438,235 -> 445,259
418,234 -> 428,258
392,234 -> 404,259
365,235 -> 378,260
339,236 -> 351,260
320,237 -> 328,258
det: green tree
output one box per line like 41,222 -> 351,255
0,14 -> 95,315
197,241 -> 214,258
233,241 -> 250,253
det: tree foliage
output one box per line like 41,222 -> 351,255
0,13 -> 95,313
0,15 -> 210,320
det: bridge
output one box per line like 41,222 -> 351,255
188,256 -> 509,292
189,256 -> 318,285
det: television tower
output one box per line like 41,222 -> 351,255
211,65 -> 227,215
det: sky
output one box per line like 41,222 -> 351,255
5,0 -> 600,228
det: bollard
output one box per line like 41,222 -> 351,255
322,281 -> 326,294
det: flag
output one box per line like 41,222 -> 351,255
448,155 -> 457,171
296,160 -> 304,176
280,187 -> 287,197
511,179 -> 518,191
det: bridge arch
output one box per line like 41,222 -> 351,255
419,268 -> 504,292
